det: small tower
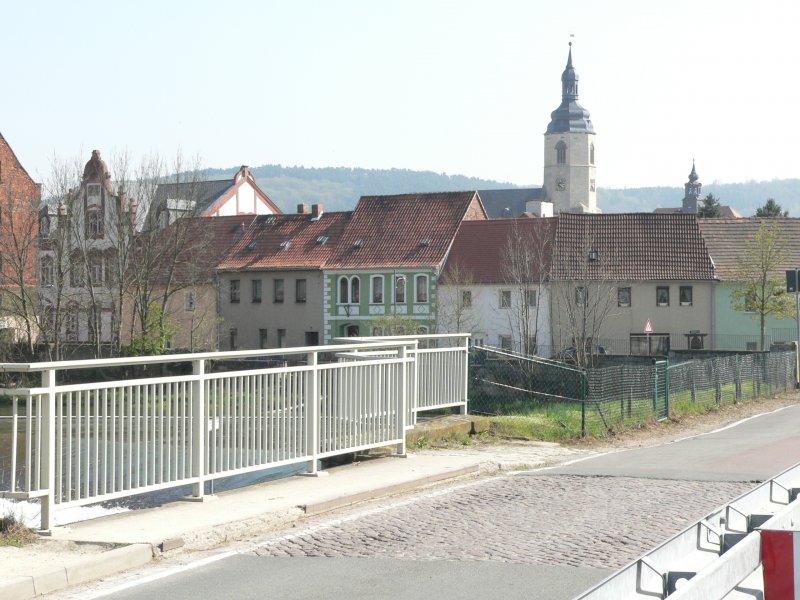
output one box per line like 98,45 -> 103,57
542,43 -> 598,213
682,161 -> 702,213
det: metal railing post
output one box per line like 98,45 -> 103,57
397,345 -> 408,456
460,335 -> 469,415
191,359 -> 206,499
40,369 -> 57,532
306,351 -> 319,475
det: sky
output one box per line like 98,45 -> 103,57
3,0 -> 800,189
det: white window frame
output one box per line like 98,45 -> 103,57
500,290 -> 511,309
394,275 -> 406,304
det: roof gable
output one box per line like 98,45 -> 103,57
327,191 -> 486,270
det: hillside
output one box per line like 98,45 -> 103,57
205,164 -> 800,216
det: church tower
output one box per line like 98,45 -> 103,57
542,43 -> 598,213
682,161 -> 702,213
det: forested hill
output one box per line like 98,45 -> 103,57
204,164 -> 800,216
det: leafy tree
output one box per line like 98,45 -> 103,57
730,221 -> 794,350
697,193 -> 723,218
755,198 -> 788,218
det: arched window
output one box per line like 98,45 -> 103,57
371,275 -> 384,303
40,256 -> 54,286
414,274 -> 428,303
350,277 -> 360,303
590,142 -> 595,165
394,276 -> 406,304
338,276 -> 349,304
556,141 -> 567,165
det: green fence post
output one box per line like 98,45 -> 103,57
714,357 -> 722,405
581,370 -> 587,438
619,365 -> 625,422
665,359 -> 670,419
734,354 -> 741,402
652,359 -> 658,416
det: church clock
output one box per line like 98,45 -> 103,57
556,177 -> 566,191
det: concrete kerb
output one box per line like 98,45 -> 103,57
0,543 -> 154,600
0,456 -> 494,600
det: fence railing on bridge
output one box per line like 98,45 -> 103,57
0,335 -> 469,531
470,347 -> 796,437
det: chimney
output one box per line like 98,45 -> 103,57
236,165 -> 250,182
297,203 -> 310,214
311,203 -> 323,219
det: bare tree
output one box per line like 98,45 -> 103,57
436,262 -> 481,340
552,237 -> 620,367
500,219 -> 553,356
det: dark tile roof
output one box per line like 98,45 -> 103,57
218,212 -> 351,271
154,179 -> 233,214
699,218 -> 800,280
442,218 -> 557,284
552,213 -> 716,281
477,188 -> 543,218
326,192 -> 486,270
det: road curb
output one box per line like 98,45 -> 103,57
302,464 -> 482,515
0,543 -> 154,600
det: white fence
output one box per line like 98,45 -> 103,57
0,335 -> 469,531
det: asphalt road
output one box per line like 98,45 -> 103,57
85,404 -> 800,600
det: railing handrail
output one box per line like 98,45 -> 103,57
335,333 -> 470,342
0,340 -> 416,373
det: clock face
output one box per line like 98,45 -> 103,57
556,178 -> 566,191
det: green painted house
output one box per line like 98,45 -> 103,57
322,191 -> 487,341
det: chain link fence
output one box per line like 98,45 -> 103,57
469,348 -> 796,438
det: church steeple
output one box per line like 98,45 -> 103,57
546,43 -> 594,134
682,160 -> 702,213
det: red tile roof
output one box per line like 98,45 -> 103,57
699,218 -> 800,280
552,213 -> 716,281
326,192 -> 486,269
217,212 -> 350,271
442,218 -> 557,283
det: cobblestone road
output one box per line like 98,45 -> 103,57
252,474 -> 752,569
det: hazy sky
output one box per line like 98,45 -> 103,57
3,0 -> 799,189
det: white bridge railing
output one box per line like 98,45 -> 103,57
0,335 -> 469,531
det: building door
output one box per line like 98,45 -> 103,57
344,324 -> 360,337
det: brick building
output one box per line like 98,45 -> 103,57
0,132 -> 42,351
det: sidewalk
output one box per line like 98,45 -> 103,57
0,441 -> 584,600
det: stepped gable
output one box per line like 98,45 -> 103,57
552,213 -> 716,281
699,218 -> 800,281
218,211 -> 351,271
442,218 -> 557,284
327,191 -> 486,269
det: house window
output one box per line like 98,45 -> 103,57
277,328 -> 287,348
305,331 -> 319,346
230,279 -> 240,303
351,277 -> 360,303
499,335 -> 513,351
656,286 -> 670,307
85,210 -> 104,238
40,256 -> 54,286
339,276 -> 349,304
414,275 -> 428,303
89,253 -> 104,286
40,216 -> 50,236
527,290 -> 537,307
259,328 -> 268,349
500,290 -> 511,308
296,279 -> 307,303
618,287 -> 631,308
229,327 -> 238,350
556,140 -> 567,164
575,286 -> 587,306
185,291 -> 196,312
273,279 -> 284,303
394,276 -> 406,304
251,279 -> 262,303
371,275 -> 384,304
372,326 -> 384,336
338,276 -> 359,304
461,290 -> 472,308
65,306 -> 79,342
70,256 -> 85,287
680,286 -> 693,306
